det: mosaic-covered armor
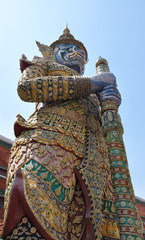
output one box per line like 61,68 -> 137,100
1,27 -> 143,240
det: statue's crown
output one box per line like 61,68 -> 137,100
50,26 -> 88,60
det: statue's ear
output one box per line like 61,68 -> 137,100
53,46 -> 59,53
36,41 -> 56,62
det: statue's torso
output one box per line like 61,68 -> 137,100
3,60 -> 120,240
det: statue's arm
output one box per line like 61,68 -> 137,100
17,65 -> 91,103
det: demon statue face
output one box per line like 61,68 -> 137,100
54,43 -> 87,75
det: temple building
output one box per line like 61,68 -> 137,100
0,136 -> 13,236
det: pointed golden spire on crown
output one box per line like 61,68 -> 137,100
59,24 -> 75,40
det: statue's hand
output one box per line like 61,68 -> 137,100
97,84 -> 121,106
91,72 -> 116,93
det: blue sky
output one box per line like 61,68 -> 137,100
0,0 -> 145,199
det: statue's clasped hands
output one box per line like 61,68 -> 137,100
91,72 -> 121,106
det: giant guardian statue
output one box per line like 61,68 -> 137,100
1,27 -> 143,240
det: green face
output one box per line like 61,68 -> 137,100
54,43 -> 87,75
